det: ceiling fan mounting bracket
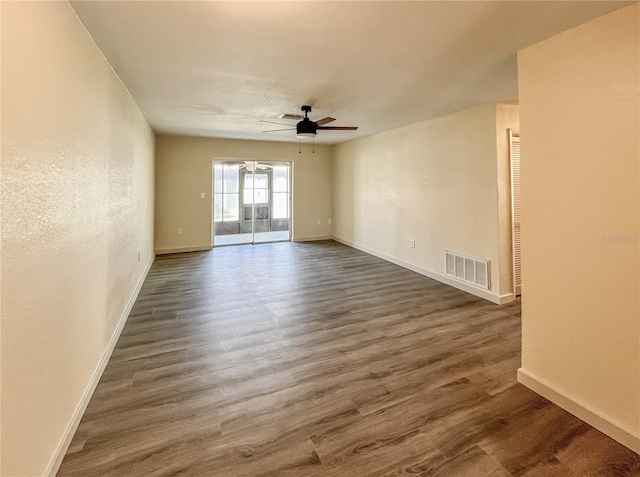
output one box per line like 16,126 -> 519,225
301,105 -> 312,114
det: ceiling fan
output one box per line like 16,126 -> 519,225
221,161 -> 270,171
261,105 -> 358,138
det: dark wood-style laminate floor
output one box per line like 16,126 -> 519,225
59,241 -> 640,477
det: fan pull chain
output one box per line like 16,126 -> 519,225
298,139 -> 301,154
312,136 -> 315,154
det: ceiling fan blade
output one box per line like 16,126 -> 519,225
317,126 -> 358,130
279,113 -> 304,120
262,128 -> 296,132
315,117 -> 336,126
261,120 -> 295,126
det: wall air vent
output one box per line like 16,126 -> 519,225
445,251 -> 490,290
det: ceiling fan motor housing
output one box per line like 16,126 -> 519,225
296,118 -> 317,136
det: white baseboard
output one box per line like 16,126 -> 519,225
292,235 -> 332,243
155,245 -> 213,255
45,255 -> 155,476
517,368 -> 640,454
499,293 -> 515,304
332,236 -> 503,304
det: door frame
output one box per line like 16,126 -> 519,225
212,158 -> 292,246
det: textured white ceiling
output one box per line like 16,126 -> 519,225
70,1 -> 631,145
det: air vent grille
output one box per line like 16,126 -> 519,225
445,251 -> 490,290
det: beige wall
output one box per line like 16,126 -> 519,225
155,136 -> 332,252
1,2 -> 155,476
332,104 -> 516,303
518,3 -> 639,452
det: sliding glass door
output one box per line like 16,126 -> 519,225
213,160 -> 291,246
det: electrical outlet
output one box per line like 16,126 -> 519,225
200,192 -> 206,199
178,227 -> 183,234
328,219 -> 332,225
410,240 -> 416,248
316,219 -> 321,225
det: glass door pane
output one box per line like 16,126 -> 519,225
213,160 -> 252,246
253,161 -> 290,244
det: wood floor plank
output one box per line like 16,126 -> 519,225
417,445 -> 512,477
320,430 -> 445,477
555,428 -> 640,476
57,241 -> 639,476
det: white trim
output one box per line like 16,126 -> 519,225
155,245 -> 213,255
517,368 -> 640,454
292,235 -> 332,243
499,293 -> 515,304
45,256 -> 155,476
333,236 -> 503,304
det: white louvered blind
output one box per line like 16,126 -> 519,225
510,132 -> 521,295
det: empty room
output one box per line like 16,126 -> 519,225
2,1 -> 639,476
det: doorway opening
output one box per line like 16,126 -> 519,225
213,160 -> 291,246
